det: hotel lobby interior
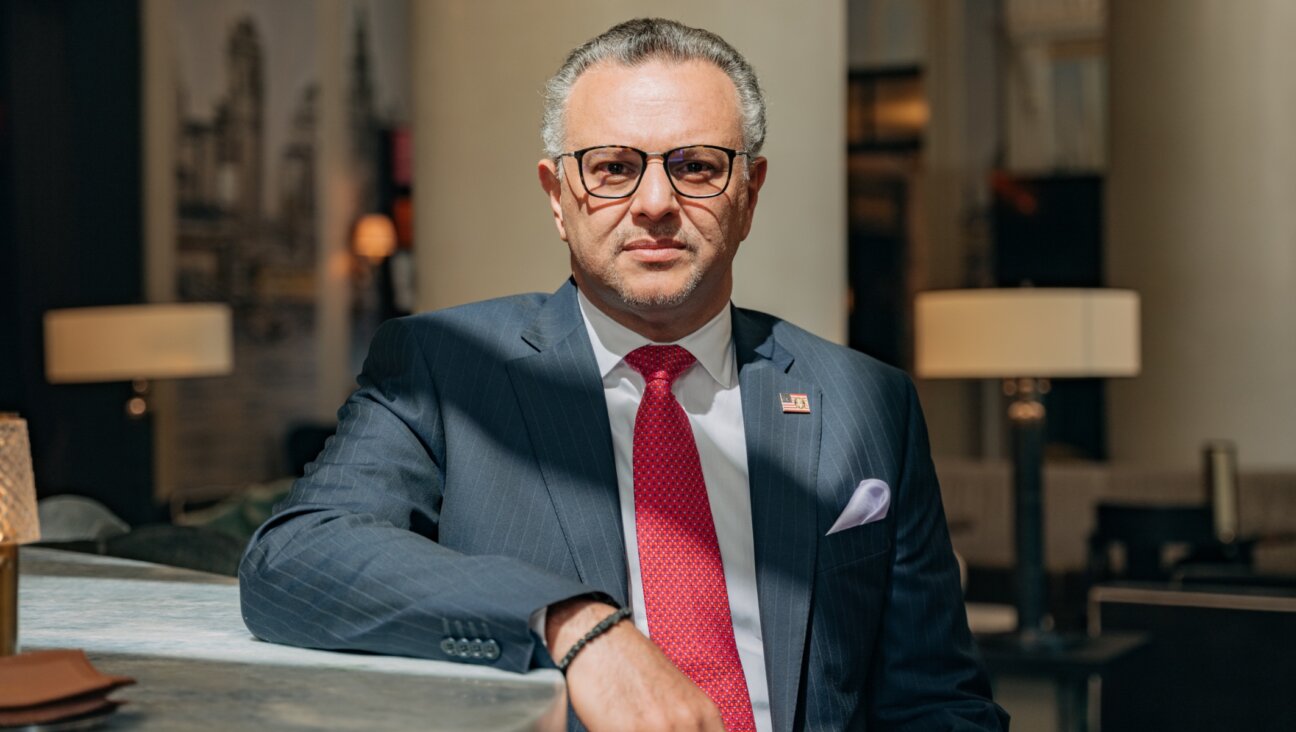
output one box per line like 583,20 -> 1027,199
2,1 -> 1294,730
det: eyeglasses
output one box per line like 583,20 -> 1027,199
555,145 -> 750,200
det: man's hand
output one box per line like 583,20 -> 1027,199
547,598 -> 724,731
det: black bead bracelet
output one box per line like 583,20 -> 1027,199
557,606 -> 633,672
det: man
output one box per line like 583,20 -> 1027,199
241,18 -> 1006,732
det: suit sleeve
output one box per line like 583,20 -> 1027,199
868,378 -> 1010,730
238,317 -> 601,672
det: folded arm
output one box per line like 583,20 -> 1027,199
238,318 -> 596,672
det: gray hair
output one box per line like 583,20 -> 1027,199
541,18 -> 767,160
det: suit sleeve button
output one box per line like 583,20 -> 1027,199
439,638 -> 456,655
468,639 -> 483,658
483,640 -> 500,660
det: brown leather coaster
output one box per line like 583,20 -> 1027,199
0,694 -> 121,727
0,649 -> 134,710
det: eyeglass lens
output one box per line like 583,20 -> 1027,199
579,146 -> 733,199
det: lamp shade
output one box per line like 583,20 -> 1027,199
43,304 -> 233,384
0,415 -> 40,545
914,288 -> 1140,379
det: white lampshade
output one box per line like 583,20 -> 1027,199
43,304 -> 234,384
914,289 -> 1140,379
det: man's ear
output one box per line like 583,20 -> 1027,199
738,156 -> 768,241
538,158 -> 569,242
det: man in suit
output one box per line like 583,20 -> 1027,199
240,18 -> 1006,732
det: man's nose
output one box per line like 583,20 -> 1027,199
629,160 -> 680,220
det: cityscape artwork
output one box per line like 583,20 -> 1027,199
169,0 -> 409,496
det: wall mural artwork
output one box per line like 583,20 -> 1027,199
168,0 -> 409,497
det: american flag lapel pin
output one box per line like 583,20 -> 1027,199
779,392 -> 811,414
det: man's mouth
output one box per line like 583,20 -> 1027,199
623,238 -> 687,251
621,238 -> 689,264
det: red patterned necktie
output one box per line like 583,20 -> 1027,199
624,345 -> 756,732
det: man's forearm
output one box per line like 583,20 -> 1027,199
240,503 -> 598,672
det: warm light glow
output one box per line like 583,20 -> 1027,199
126,397 -> 149,419
874,93 -> 929,133
43,304 -> 234,384
914,289 -> 1141,379
353,214 -> 397,261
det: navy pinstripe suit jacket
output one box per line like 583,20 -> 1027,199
240,280 -> 1006,731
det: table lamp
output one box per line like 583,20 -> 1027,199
914,288 -> 1140,647
43,303 -> 234,417
0,414 -> 41,656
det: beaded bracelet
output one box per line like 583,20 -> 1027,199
557,606 -> 633,672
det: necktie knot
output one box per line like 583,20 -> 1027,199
624,345 -> 696,386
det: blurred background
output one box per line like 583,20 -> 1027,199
2,1 -> 1294,729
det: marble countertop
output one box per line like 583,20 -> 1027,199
18,548 -> 566,731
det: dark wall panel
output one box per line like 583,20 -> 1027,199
1,0 -> 156,524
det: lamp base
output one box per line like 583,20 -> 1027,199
1,543 -> 16,656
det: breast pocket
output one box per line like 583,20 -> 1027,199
813,519 -> 892,694
818,519 -> 892,573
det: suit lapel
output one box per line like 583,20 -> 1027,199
506,281 -> 628,607
734,308 -> 821,732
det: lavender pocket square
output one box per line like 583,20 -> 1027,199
827,479 -> 890,535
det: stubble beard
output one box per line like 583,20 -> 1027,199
602,229 -> 707,311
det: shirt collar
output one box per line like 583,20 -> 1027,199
577,288 -> 736,388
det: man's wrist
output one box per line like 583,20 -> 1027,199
557,606 -> 631,671
545,597 -> 620,660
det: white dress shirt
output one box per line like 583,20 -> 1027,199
575,290 -> 772,732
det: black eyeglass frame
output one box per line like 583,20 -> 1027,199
555,144 -> 752,200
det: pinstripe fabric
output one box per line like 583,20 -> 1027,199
507,322 -> 627,608
735,316 -> 820,732
734,309 -> 1006,730
240,287 -> 606,677
239,280 -> 1006,731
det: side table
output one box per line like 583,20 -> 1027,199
977,632 -> 1147,732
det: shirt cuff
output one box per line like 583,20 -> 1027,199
529,605 -> 548,653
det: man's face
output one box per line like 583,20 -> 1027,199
539,59 -> 767,338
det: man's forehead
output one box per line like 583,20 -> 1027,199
563,58 -> 744,149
